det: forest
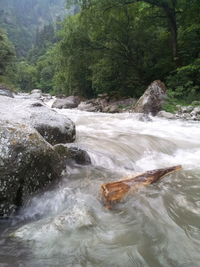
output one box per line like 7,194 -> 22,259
0,0 -> 199,107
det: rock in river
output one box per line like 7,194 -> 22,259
52,96 -> 81,109
0,96 -> 76,145
0,120 -> 63,217
0,84 -> 14,98
134,80 -> 167,115
54,144 -> 91,165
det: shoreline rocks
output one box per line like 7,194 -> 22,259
0,84 -> 14,98
52,96 -> 81,109
77,96 -> 137,113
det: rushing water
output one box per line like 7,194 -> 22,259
1,110 -> 200,267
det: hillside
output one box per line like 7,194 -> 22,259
0,0 -> 70,56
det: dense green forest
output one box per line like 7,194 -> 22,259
0,0 -> 199,105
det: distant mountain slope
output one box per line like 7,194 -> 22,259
0,0 -> 71,56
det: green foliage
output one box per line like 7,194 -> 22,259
167,59 -> 200,103
15,61 -> 37,92
35,47 -> 57,92
1,0 -> 199,100
54,14 -> 93,97
55,1 -> 176,97
0,28 -> 15,75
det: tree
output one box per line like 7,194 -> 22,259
0,28 -> 15,75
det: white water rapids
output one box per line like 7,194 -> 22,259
1,110 -> 200,267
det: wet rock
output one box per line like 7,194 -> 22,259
54,144 -> 91,165
29,91 -> 42,99
77,101 -> 101,112
13,204 -> 95,239
52,96 -> 81,109
157,111 -> 175,119
180,106 -> 194,113
31,89 -> 42,94
0,84 -> 14,98
134,80 -> 167,115
0,120 -> 63,217
78,97 -> 136,113
0,96 -> 76,145
191,107 -> 200,116
102,98 -> 137,113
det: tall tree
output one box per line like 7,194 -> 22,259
0,29 -> 15,75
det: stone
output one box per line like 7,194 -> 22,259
54,144 -> 91,165
31,89 -> 42,94
52,96 -> 81,109
180,106 -> 194,113
77,101 -> 101,112
191,107 -> 200,116
0,84 -> 14,98
0,120 -> 63,217
157,111 -> 175,119
134,80 -> 167,115
0,96 -> 76,145
101,165 -> 182,208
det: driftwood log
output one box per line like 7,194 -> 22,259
101,165 -> 182,208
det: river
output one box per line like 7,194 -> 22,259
1,110 -> 200,267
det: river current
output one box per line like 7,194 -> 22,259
1,110 -> 200,267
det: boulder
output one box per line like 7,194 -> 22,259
54,144 -> 91,165
180,106 -> 194,113
0,96 -> 76,145
134,80 -> 167,115
77,101 -> 101,112
0,84 -> 14,98
31,89 -> 42,94
157,111 -> 175,119
52,96 -> 81,109
0,120 -> 63,217
102,98 -> 137,113
29,90 -> 42,99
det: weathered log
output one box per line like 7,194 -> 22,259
101,165 -> 182,208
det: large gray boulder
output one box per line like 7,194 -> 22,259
134,80 -> 167,115
0,96 -> 76,145
0,84 -> 14,98
52,96 -> 81,109
0,120 -> 63,217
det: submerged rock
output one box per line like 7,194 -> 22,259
13,205 -> 95,240
0,96 -> 76,145
0,120 -> 63,217
52,96 -> 81,109
54,144 -> 91,165
134,80 -> 167,115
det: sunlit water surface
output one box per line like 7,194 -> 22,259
1,110 -> 200,267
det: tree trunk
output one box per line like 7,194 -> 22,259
161,4 -> 179,66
